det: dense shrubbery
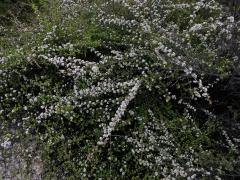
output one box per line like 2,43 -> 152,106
0,0 -> 240,179
0,0 -> 45,26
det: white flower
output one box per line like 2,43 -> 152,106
189,24 -> 203,32
1,139 -> 11,149
227,16 -> 234,23
91,65 -> 99,73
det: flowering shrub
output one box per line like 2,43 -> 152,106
0,0 -> 240,179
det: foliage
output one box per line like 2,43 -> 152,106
0,0 -> 45,26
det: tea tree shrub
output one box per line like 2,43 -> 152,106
0,0 -> 239,179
